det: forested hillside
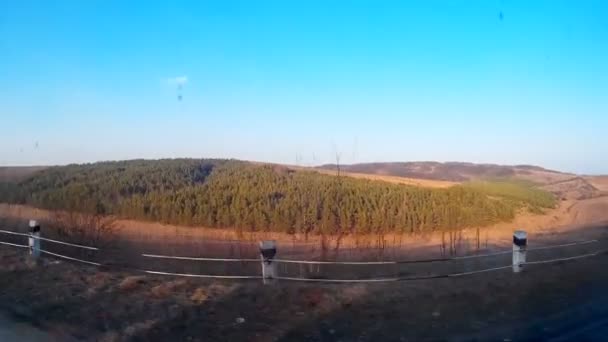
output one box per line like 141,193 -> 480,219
0,159 -> 556,235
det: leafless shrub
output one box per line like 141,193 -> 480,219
149,279 -> 188,299
190,287 -> 209,304
47,211 -> 119,247
118,275 -> 147,291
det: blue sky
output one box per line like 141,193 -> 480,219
1,1 -> 607,174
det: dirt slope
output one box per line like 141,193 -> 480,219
585,176 -> 608,194
541,177 -> 601,200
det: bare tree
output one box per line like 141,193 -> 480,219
332,150 -> 347,257
48,211 -> 119,248
335,151 -> 341,178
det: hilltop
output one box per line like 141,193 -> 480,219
317,161 -> 573,183
315,161 -> 608,200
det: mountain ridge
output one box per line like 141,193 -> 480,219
316,161 -> 571,183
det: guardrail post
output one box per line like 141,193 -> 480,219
28,219 -> 41,259
512,230 -> 527,273
259,240 -> 277,284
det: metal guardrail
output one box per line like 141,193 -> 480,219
0,240 -> 29,248
141,253 -> 259,262
0,229 -> 98,250
0,228 -> 604,283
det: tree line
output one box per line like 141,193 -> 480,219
0,159 -> 555,236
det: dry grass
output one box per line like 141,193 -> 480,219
150,279 -> 188,299
307,167 -> 458,188
118,276 -> 147,291
189,283 -> 237,304
86,272 -> 114,289
190,287 -> 209,304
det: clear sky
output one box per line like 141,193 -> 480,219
1,1 -> 607,174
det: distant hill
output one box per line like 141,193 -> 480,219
0,166 -> 48,182
317,162 -> 573,184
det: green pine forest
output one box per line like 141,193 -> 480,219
0,159 -> 556,236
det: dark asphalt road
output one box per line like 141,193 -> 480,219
0,312 -> 50,341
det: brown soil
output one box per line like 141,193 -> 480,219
585,175 -> 608,193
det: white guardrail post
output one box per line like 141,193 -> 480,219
512,230 -> 527,273
259,240 -> 277,284
28,219 -> 41,259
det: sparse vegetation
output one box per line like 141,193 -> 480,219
463,180 -> 557,213
47,211 -> 119,247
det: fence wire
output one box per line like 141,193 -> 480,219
0,228 -> 605,283
0,240 -> 29,248
142,253 -> 259,262
34,236 -> 98,250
